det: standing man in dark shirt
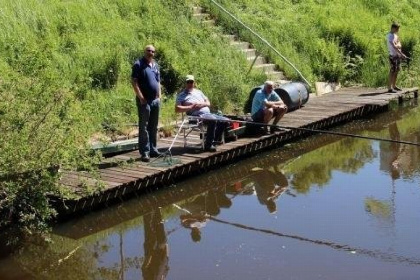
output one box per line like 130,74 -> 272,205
132,45 -> 162,162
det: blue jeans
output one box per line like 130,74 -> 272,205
198,113 -> 230,147
137,98 -> 160,156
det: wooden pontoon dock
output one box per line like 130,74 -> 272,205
57,87 -> 418,215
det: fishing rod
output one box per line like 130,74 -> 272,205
187,116 -> 420,147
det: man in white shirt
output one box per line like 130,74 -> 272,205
176,75 -> 229,152
386,23 -> 408,93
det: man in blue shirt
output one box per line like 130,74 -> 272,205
251,81 -> 287,133
176,75 -> 229,152
132,45 -> 161,162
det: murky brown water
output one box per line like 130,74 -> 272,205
2,102 -> 420,280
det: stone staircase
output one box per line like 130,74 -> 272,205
192,6 -> 290,86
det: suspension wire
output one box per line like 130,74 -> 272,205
187,116 -> 420,147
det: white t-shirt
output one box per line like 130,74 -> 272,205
386,32 -> 399,57
176,88 -> 211,116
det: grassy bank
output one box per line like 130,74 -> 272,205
1,0 -> 419,234
0,0 -> 262,234
201,0 -> 420,86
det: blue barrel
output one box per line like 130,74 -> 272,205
274,82 -> 309,111
244,82 -> 309,113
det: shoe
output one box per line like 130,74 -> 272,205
387,89 -> 397,93
150,151 -> 162,158
393,86 -> 402,91
141,153 -> 150,162
260,127 -> 270,135
204,145 -> 217,152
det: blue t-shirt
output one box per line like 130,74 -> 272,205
131,57 -> 160,101
251,89 -> 281,115
176,88 -> 211,116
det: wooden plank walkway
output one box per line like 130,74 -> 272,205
57,87 -> 418,215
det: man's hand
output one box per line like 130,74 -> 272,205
139,96 -> 147,104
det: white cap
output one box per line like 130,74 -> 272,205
264,80 -> 274,86
185,75 -> 195,82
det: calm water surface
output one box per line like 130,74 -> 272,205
1,102 -> 420,280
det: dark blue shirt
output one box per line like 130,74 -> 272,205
131,57 -> 160,101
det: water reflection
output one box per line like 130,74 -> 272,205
142,208 -> 169,279
2,103 -> 420,279
241,167 -> 288,214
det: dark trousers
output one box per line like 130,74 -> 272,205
137,98 -> 160,156
200,113 -> 229,147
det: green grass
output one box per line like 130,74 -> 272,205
1,0 -> 419,234
0,0 -> 263,234
201,0 -> 420,87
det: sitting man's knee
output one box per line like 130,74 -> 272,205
264,108 -> 274,117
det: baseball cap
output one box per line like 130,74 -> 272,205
185,75 -> 195,82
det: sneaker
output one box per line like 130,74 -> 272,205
141,153 -> 150,162
387,89 -> 397,93
393,86 -> 402,91
204,145 -> 217,152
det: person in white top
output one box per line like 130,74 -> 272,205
176,75 -> 230,152
386,22 -> 408,93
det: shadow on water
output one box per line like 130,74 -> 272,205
2,101 -> 420,279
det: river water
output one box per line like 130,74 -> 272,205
1,101 -> 420,280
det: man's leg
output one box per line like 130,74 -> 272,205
202,114 -> 218,151
270,106 -> 287,133
138,102 -> 151,158
392,70 -> 399,89
388,70 -> 394,91
272,106 -> 287,126
148,99 -> 160,156
262,108 -> 274,133
214,116 -> 230,143
263,108 -> 274,124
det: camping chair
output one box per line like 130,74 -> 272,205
176,113 -> 207,149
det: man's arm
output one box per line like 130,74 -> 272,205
263,94 -> 286,108
175,103 -> 196,113
390,36 -> 408,58
195,96 -> 210,109
132,78 -> 146,104
265,100 -> 286,107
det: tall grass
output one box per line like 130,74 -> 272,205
0,0 -> 262,234
201,0 -> 420,87
1,0 -> 419,234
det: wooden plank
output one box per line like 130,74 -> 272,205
108,167 -> 151,177
58,86 -> 419,213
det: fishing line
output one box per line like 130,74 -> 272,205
172,202 -> 420,265
209,216 -> 420,266
187,116 -> 420,147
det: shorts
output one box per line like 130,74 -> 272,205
389,55 -> 401,73
251,108 -> 265,122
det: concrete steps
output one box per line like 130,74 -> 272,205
191,6 -> 291,85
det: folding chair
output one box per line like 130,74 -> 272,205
176,113 -> 206,149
